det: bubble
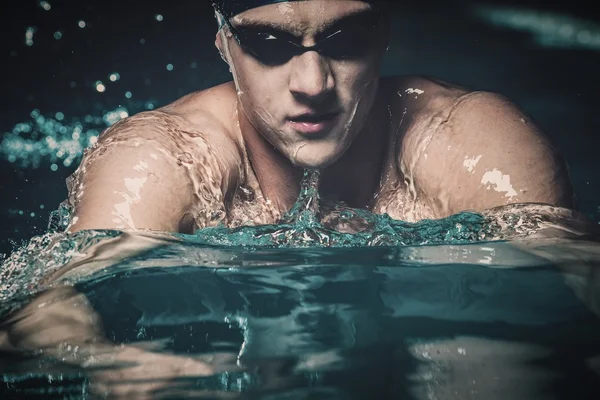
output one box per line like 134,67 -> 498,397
25,27 -> 37,46
78,20 -> 86,28
53,31 -> 63,40
166,63 -> 174,71
109,72 -> 120,82
50,164 -> 58,171
102,107 -> 130,126
95,81 -> 106,93
125,91 -> 132,99
39,1 -> 51,11
0,107 -> 130,169
155,14 -> 164,22
577,30 -> 592,44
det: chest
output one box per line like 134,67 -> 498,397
225,170 -> 435,228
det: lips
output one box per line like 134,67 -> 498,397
287,112 -> 340,135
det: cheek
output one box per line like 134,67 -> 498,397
335,62 -> 379,99
235,66 -> 283,109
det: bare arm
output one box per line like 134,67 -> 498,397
0,285 -> 239,398
66,109 -> 242,233
409,91 -> 575,216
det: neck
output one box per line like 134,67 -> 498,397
238,103 -> 303,213
320,90 -> 389,208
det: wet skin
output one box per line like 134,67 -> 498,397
63,1 -> 574,234
0,2 -> 587,398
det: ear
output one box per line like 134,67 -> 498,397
215,32 -> 229,65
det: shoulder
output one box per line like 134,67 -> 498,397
158,81 -> 241,149
381,75 -> 468,117
67,83 -> 244,232
95,82 -> 243,171
387,77 -> 575,215
160,81 -> 240,137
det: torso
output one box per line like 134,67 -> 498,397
162,75 -> 469,228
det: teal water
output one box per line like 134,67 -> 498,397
1,167 -> 600,399
1,232 -> 600,399
1,2 -> 600,398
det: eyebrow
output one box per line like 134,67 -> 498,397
231,8 -> 377,36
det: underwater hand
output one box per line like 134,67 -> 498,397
87,347 -> 241,399
513,237 -> 600,317
0,285 -> 242,399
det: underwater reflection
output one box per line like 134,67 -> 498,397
1,235 -> 600,399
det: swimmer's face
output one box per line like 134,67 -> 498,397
216,0 -> 387,168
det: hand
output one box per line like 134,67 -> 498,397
87,346 -> 241,399
0,286 -> 242,399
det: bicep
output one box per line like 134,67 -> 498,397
414,92 -> 575,216
67,141 -> 196,233
66,112 -> 239,233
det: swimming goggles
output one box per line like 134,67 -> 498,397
221,10 -> 385,65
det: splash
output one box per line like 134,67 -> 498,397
0,173 -> 596,321
0,106 -> 158,169
192,169 -> 498,248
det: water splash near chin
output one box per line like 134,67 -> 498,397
278,169 -> 322,226
2,169 -> 597,314
191,169 -> 598,248
192,169 -> 492,248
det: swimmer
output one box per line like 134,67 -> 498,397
63,0 -> 575,234
0,4 -> 591,396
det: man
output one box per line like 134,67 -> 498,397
66,0 -> 574,233
1,3 -> 592,396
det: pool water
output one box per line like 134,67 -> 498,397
1,230 -> 600,399
1,1 -> 600,399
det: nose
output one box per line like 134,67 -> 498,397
288,51 -> 335,103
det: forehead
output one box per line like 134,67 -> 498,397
230,0 -> 374,34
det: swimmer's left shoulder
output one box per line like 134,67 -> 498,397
382,75 -> 469,118
409,88 -> 575,214
385,75 -> 468,96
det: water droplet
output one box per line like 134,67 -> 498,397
176,152 -> 193,165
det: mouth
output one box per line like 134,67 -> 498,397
287,112 -> 340,135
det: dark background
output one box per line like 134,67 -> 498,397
1,0 -> 599,256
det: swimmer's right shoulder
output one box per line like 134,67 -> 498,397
159,82 -> 240,140
95,82 -> 242,162
67,82 -> 243,233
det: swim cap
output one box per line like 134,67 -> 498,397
211,0 -> 385,19
211,0 -> 292,19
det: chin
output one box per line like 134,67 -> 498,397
288,141 -> 346,169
